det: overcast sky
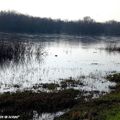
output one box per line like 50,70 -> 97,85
0,0 -> 120,22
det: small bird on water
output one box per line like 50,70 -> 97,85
55,55 -> 58,57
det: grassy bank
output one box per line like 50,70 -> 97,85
0,73 -> 119,120
55,73 -> 120,120
0,89 -> 82,119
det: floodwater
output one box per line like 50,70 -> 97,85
0,33 -> 120,93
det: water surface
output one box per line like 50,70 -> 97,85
0,33 -> 119,92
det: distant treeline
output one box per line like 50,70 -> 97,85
0,11 -> 120,35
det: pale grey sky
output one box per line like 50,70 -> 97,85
0,0 -> 120,22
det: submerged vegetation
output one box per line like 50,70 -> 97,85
60,78 -> 84,89
0,11 -> 120,35
32,78 -> 84,91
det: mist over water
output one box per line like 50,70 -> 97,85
0,33 -> 119,93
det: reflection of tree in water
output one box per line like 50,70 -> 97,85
0,40 -> 44,65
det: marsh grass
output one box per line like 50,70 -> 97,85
105,44 -> 120,52
0,41 -> 27,63
0,40 -> 44,65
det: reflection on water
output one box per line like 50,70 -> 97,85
0,33 -> 120,92
33,110 -> 66,120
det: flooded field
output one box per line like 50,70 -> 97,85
0,33 -> 120,93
